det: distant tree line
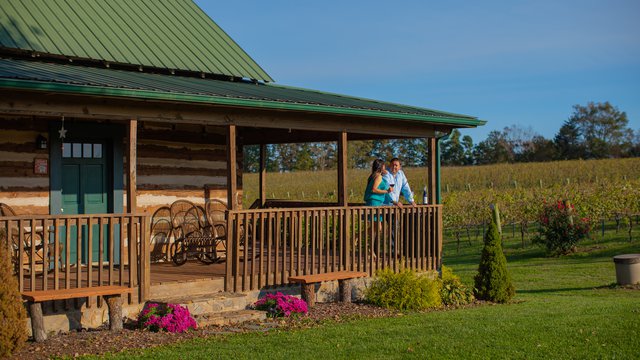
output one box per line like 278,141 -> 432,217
243,102 -> 640,172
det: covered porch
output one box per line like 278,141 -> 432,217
0,59 -> 481,305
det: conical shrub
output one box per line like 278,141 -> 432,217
0,237 -> 28,356
474,220 -> 515,303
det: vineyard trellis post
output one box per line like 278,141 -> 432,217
491,204 -> 502,235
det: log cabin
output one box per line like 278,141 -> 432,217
0,0 -> 484,331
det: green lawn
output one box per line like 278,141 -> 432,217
98,232 -> 640,359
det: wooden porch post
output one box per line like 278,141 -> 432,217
427,137 -> 437,205
226,124 -> 238,292
126,120 -> 137,213
337,131 -> 350,270
227,125 -> 238,210
259,143 -> 267,208
126,120 -> 147,301
337,131 -> 348,206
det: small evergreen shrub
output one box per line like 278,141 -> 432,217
0,237 -> 28,356
474,220 -> 515,303
137,303 -> 197,333
365,268 -> 442,311
439,266 -> 475,306
252,292 -> 308,318
534,200 -> 591,255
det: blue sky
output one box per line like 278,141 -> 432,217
196,0 -> 640,141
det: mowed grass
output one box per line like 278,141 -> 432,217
97,232 -> 640,360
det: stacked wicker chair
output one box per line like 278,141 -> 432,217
150,200 -> 228,266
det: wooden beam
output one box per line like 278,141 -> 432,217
227,124 -> 238,210
240,127 -> 406,145
337,131 -> 348,206
127,119 -> 137,213
259,143 -> 266,208
427,137 -> 437,205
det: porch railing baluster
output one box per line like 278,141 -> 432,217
0,214 -> 146,304
221,205 -> 441,290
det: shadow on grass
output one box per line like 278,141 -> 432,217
517,286 -> 600,294
444,235 -> 638,267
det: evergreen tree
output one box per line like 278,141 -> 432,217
242,145 -> 260,173
554,102 -> 633,159
441,129 -> 466,166
474,220 -> 515,303
293,143 -> 314,171
461,134 -> 474,165
348,140 -> 374,169
0,234 -> 28,356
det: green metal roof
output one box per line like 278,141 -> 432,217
0,58 -> 484,127
0,0 -> 273,82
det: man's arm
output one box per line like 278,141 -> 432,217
400,171 -> 415,205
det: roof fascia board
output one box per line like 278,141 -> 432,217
0,79 -> 486,127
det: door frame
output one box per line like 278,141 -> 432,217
49,121 -> 124,215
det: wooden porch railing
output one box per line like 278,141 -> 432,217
0,213 -> 150,304
225,205 -> 442,292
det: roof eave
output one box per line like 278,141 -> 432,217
0,79 -> 486,128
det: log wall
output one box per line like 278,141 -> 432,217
134,122 -> 242,213
0,117 -> 241,216
0,117 -> 50,215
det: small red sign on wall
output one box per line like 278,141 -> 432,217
34,158 -> 48,175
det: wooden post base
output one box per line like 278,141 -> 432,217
105,295 -> 123,331
338,279 -> 352,303
301,283 -> 316,307
29,302 -> 47,342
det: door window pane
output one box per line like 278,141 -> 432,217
93,143 -> 102,158
83,143 -> 92,158
62,143 -> 71,158
72,143 -> 82,158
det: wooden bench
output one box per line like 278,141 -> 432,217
289,271 -> 368,307
22,285 -> 133,342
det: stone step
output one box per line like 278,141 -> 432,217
150,277 -> 224,300
196,309 -> 267,328
148,292 -> 250,316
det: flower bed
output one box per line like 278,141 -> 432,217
252,292 -> 308,318
138,303 -> 197,333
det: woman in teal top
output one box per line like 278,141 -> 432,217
364,159 -> 392,206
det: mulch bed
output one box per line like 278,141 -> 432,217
11,303 -> 400,360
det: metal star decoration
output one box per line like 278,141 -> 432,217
59,117 -> 67,140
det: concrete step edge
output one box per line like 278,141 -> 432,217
196,309 -> 266,327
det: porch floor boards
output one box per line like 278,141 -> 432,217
150,261 -> 224,284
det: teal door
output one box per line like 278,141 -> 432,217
61,141 -> 111,264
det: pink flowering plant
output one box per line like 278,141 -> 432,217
534,200 -> 591,255
137,302 -> 197,333
252,292 -> 308,318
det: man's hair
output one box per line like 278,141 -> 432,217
390,157 -> 400,164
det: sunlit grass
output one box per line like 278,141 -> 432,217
97,229 -> 640,359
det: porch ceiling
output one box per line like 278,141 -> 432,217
0,58 -> 485,128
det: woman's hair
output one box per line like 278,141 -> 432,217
369,159 -> 385,179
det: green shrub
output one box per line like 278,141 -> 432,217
0,237 -> 28,356
474,220 -> 515,303
439,266 -> 475,306
365,268 -> 442,311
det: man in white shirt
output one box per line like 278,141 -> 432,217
383,158 -> 416,207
